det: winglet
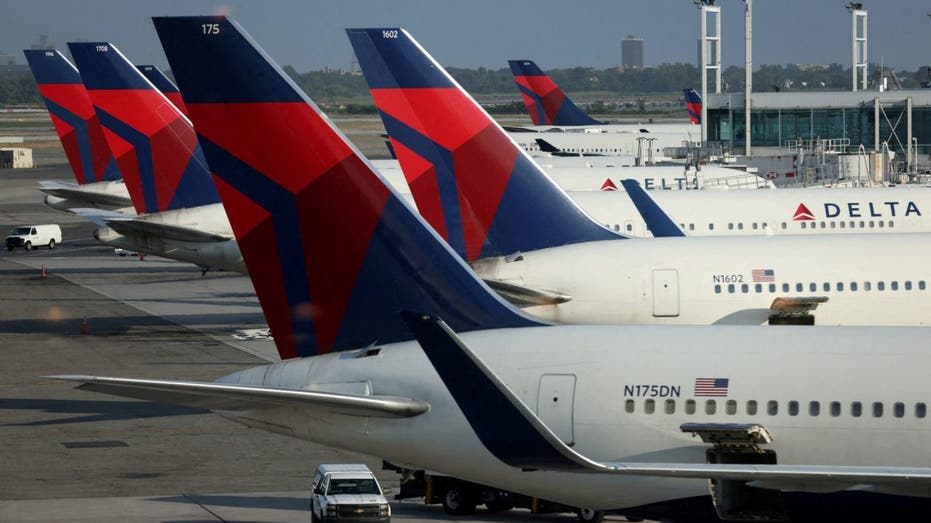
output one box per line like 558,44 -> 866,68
619,179 -> 685,237
508,60 -> 603,126
69,41 -> 219,214
154,16 -> 545,360
23,49 -> 122,184
348,29 -> 623,262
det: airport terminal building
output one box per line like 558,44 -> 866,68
705,90 -> 931,157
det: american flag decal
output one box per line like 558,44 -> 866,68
752,269 -> 775,282
695,378 -> 729,397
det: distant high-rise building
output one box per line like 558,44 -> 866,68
30,34 -> 55,50
621,35 -> 643,71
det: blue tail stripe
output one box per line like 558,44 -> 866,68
165,144 -> 224,210
619,179 -> 685,238
346,29 -> 454,89
96,107 -> 159,213
197,136 -> 317,357
101,157 -> 122,181
42,96 -> 96,184
377,111 -> 467,258
136,65 -> 179,94
514,83 -> 547,125
556,99 -> 602,126
23,49 -> 81,84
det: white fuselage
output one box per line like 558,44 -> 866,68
470,234 -> 931,326
95,203 -> 245,272
508,126 -> 699,159
573,186 -> 931,237
216,324 -> 931,511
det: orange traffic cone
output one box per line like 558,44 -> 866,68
40,264 -> 46,279
80,317 -> 89,335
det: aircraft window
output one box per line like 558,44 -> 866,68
752,223 -> 758,230
891,281 -> 899,291
830,222 -> 836,229
726,400 -> 737,415
705,400 -> 716,415
823,282 -> 830,292
767,400 -> 778,415
839,221 -> 846,229
685,399 -> 696,414
809,401 -> 820,416
830,401 -> 841,417
879,220 -> 884,228
851,402 -> 862,417
877,281 -> 885,291
665,399 -> 676,414
889,220 -> 895,228
754,284 -> 762,293
614,224 -> 620,232
644,399 -> 655,414
920,281 -> 927,290
782,283 -> 790,292
795,283 -> 803,292
728,223 -> 734,230
625,399 -> 635,413
741,284 -> 749,293
859,220 -> 865,228
626,224 -> 633,232
708,223 -> 714,231
850,282 -> 858,291
689,223 -> 695,231
714,284 -> 722,294
727,284 -> 735,293
800,222 -> 807,229
768,284 -> 776,293
762,222 -> 768,229
781,222 -> 787,230
916,403 -> 927,418
837,282 -> 844,291
737,223 -> 744,230
809,282 -> 817,292
894,402 -> 905,418
864,281 -> 872,291
746,400 -> 758,415
869,221 -> 874,228
820,222 -> 827,229
872,402 -> 883,418
905,281 -> 912,290
788,401 -> 799,416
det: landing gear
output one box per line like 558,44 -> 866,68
442,486 -> 477,515
577,508 -> 604,523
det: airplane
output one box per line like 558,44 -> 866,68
348,26 -> 931,327
56,19 -> 931,523
507,59 -> 604,127
67,41 -> 243,273
22,49 -> 133,213
684,88 -> 702,125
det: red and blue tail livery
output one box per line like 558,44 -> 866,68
136,65 -> 189,117
683,88 -> 702,125
152,16 -> 544,360
507,59 -> 602,126
68,42 -> 219,214
348,29 -> 622,262
23,49 -> 121,185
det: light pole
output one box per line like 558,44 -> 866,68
847,3 -> 867,91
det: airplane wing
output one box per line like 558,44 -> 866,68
37,181 -> 134,208
70,207 -> 130,227
104,219 -> 233,243
48,375 -> 429,418
402,313 -> 931,485
483,279 -> 572,307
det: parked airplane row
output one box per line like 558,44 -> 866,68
51,17 -> 931,523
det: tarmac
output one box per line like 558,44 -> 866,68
0,153 -> 614,521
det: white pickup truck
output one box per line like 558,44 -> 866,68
311,464 -> 391,523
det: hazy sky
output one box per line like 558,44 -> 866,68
3,1 -> 929,72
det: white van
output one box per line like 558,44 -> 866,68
311,464 -> 390,523
5,224 -> 62,251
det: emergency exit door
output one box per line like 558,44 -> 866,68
537,374 -> 576,446
652,269 -> 680,317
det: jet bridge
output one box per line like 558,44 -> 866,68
681,423 -> 788,521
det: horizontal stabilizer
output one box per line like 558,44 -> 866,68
770,296 -> 829,315
104,219 -> 233,242
38,182 -> 133,208
49,375 -> 429,418
483,279 -> 572,307
70,207 -> 131,227
406,313 -> 931,486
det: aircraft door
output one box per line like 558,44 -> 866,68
652,269 -> 679,317
537,374 -> 576,446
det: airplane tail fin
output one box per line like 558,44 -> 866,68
68,42 -> 219,215
348,30 -> 622,262
619,179 -> 685,238
507,59 -> 602,126
683,88 -> 702,125
152,16 -> 545,360
136,65 -> 188,117
23,49 -> 121,185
